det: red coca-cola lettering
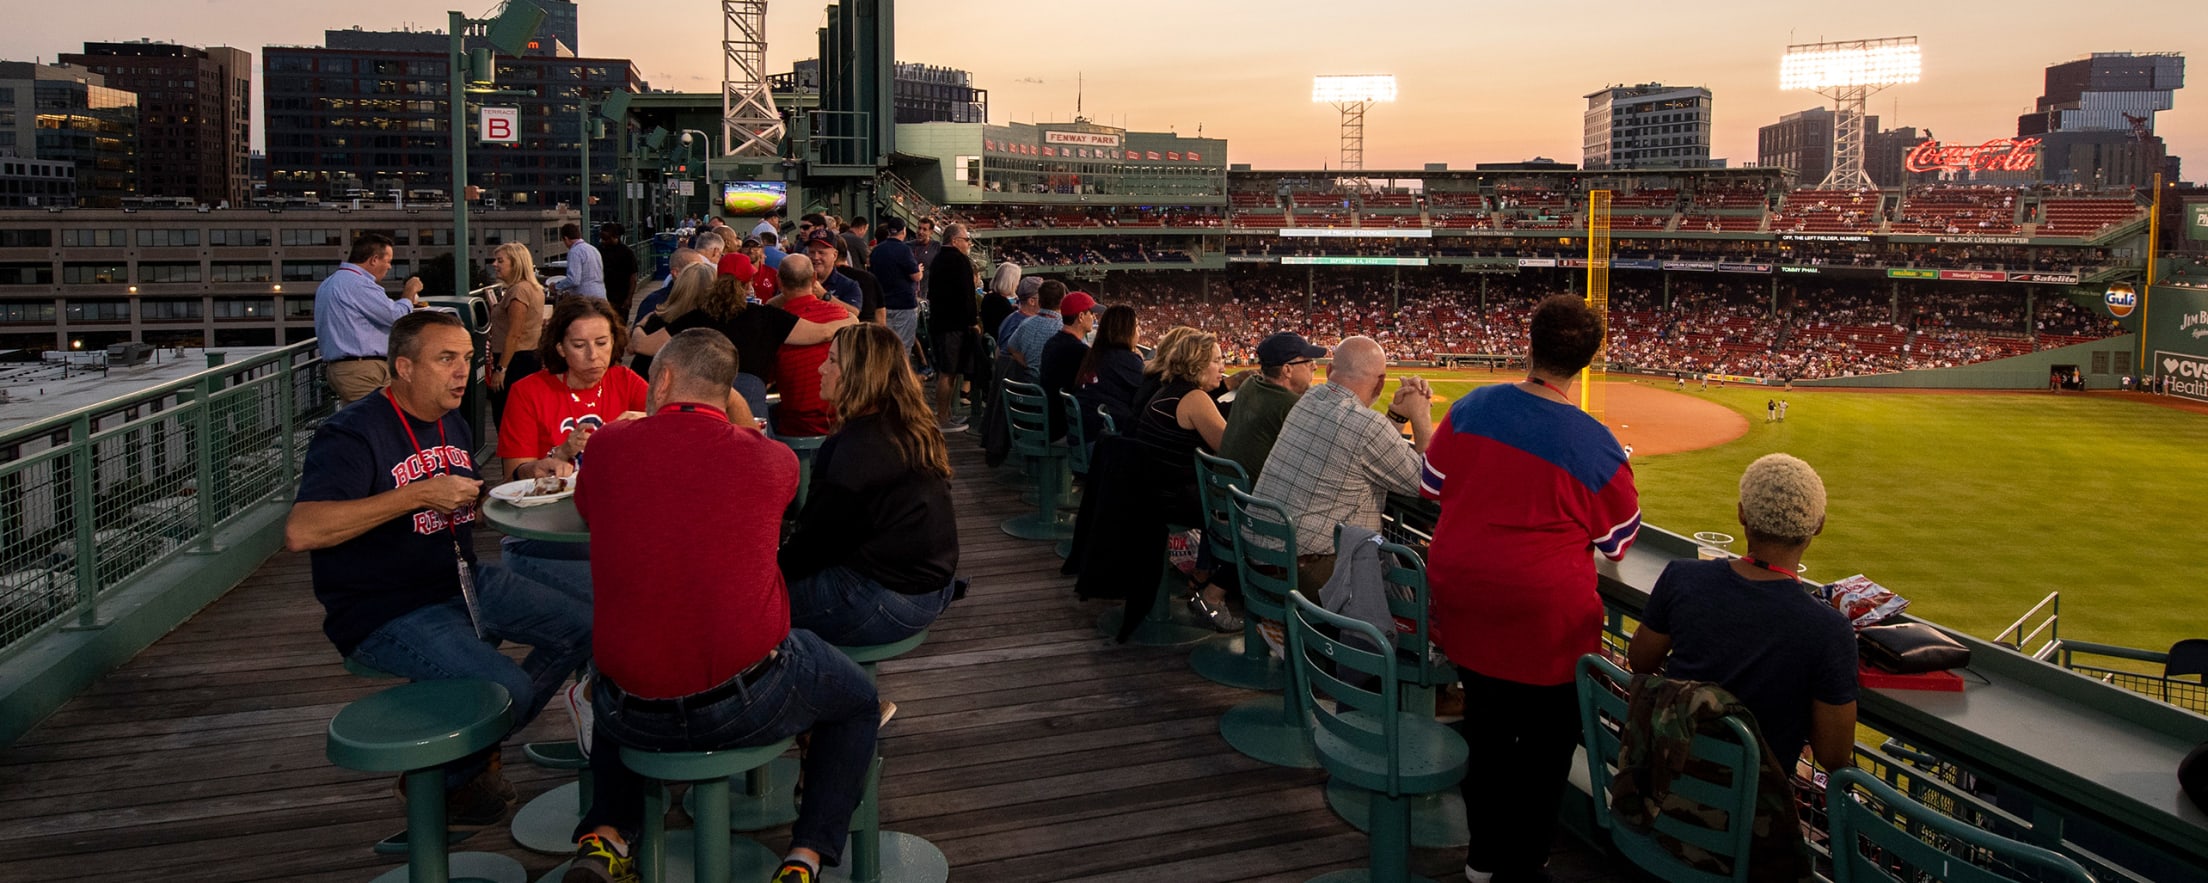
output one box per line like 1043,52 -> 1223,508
1904,138 -> 2043,174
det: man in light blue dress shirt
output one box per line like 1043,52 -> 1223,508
1004,280 -> 1068,383
553,222 -> 606,298
314,232 -> 424,404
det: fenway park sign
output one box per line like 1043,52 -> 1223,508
1904,137 -> 2042,174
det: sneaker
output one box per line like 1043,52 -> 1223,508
770,861 -> 817,883
564,834 -> 638,883
566,676 -> 595,755
1187,591 -> 1243,633
879,700 -> 899,729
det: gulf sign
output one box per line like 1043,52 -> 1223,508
2104,282 -> 2137,319
2156,350 -> 2208,403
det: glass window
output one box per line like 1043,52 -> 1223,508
65,300 -> 129,321
281,228 -> 343,248
208,261 -> 273,283
0,302 -> 56,323
0,262 -> 52,285
61,228 -> 128,247
0,229 -> 52,248
137,229 -> 201,247
138,262 -> 203,284
282,261 -> 337,282
61,262 -> 128,284
208,228 -> 271,247
213,297 -> 273,318
283,297 -> 314,319
142,298 -> 203,320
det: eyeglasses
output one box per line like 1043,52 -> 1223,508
1284,358 -> 1314,367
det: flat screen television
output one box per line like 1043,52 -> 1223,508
721,181 -> 787,216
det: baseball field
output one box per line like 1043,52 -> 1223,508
1385,367 -> 2208,655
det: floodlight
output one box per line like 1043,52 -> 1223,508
1312,75 -> 1398,104
1779,36 -> 1919,189
482,0 -> 547,57
1780,40 -> 1921,90
597,90 -> 632,122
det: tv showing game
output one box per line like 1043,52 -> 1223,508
722,181 -> 787,216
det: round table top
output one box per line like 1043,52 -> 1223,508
482,496 -> 590,543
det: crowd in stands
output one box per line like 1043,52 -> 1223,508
1055,269 -> 2119,381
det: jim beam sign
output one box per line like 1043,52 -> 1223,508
2157,350 -> 2208,403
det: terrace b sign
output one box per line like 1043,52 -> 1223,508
1904,137 -> 2041,174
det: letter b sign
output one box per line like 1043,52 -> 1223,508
480,107 -> 519,145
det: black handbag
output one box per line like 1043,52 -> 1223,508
1858,622 -> 1972,674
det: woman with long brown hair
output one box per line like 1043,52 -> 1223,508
1132,328 -> 1238,631
779,323 -> 960,645
484,241 -> 544,421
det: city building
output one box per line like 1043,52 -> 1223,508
1759,108 -> 1929,189
897,120 -> 1225,204
59,41 -> 253,208
0,62 -> 138,207
781,60 -> 989,124
261,29 -> 643,209
535,0 -> 579,57
1582,83 -> 1716,171
0,158 -> 76,208
0,205 -> 574,352
2019,52 -> 2186,187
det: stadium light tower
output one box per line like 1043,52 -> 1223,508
1313,75 -> 1397,173
723,0 -> 784,157
1781,36 -> 1919,189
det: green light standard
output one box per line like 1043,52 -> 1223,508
447,1 -> 543,296
578,90 -> 632,234
681,129 -> 715,222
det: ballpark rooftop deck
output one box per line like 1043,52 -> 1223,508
0,442 -> 1629,883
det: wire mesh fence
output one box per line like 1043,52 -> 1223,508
0,342 -> 330,661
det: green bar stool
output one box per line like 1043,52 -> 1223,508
1321,538 -> 1469,849
1094,524 -> 1218,648
612,741 -> 792,883
1216,487 -> 1320,769
1285,591 -> 1468,883
780,435 -> 830,511
343,657 -> 490,858
1000,381 -> 1073,541
828,631 -> 949,883
325,679 -> 525,883
1188,451 -> 1286,689
510,738 -> 595,855
1055,390 -> 1095,558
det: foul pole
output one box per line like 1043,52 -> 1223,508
1582,190 -> 1611,415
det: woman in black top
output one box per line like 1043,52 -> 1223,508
668,267 -> 853,382
1076,305 -> 1143,436
780,324 -> 960,646
1130,329 -> 1237,630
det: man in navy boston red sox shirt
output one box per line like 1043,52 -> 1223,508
287,310 -> 592,826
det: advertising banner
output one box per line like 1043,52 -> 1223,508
2009,272 -> 2081,285
1933,236 -> 2031,245
1887,268 -> 1939,279
1717,262 -> 1773,274
2156,350 -> 2208,403
1780,265 -> 1822,274
1277,228 -> 1433,239
1281,256 -> 1431,267
1938,270 -> 2009,282
1612,259 -> 1662,270
1517,258 -> 1558,268
1044,131 -> 1122,147
2188,198 -> 2208,241
1663,260 -> 1717,272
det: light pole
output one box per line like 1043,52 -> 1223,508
447,2 -> 543,295
681,129 -> 715,220
578,89 -> 632,234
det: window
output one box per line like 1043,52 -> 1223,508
0,302 -> 55,323
61,228 -> 128,247
0,229 -> 52,248
281,228 -> 344,248
61,262 -> 128,284
65,300 -> 129,321
138,262 -> 203,284
481,227 -> 529,245
417,228 -> 452,246
142,299 -> 202,320
208,228 -> 271,247
353,227 -> 409,245
213,297 -> 273,319
0,263 -> 52,285
208,261 -> 273,283
282,261 -> 337,282
137,229 -> 201,247
283,297 -> 314,319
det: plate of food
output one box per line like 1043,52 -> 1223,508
489,474 -> 575,507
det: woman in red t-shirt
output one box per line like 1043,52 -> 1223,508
495,296 -> 649,602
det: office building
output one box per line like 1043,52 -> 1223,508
1760,108 -> 1930,188
536,0 -> 579,57
2019,52 -> 2186,187
780,60 -> 989,124
59,42 -> 253,208
262,29 -> 642,209
0,158 -> 76,208
1583,83 -> 1715,171
0,62 -> 138,207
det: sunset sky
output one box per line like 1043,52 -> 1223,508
6,0 -> 2201,178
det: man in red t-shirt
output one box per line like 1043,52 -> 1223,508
566,328 -> 879,883
770,253 -> 850,437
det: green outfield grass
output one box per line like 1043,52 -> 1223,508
1388,370 -> 2208,653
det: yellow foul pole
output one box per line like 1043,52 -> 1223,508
1582,190 -> 1612,414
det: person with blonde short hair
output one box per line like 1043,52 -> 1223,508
1629,452 -> 1859,775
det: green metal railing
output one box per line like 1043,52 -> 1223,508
1997,591 -> 2208,715
0,341 -> 332,663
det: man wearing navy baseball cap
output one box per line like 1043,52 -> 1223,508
1218,332 -> 1327,482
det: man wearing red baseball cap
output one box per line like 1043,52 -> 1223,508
1037,291 -> 1101,441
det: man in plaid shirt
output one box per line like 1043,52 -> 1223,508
1250,336 -> 1435,591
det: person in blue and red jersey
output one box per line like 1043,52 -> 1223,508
1421,293 -> 1641,883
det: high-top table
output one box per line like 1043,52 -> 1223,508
481,496 -> 590,543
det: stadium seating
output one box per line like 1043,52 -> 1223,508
2038,197 -> 2144,238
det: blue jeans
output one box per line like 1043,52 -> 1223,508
349,562 -> 594,787
787,566 -> 954,647
886,308 -> 920,352
578,629 -> 878,866
501,537 -> 593,608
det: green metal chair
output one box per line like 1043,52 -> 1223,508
1575,653 -> 1761,883
618,741 -> 791,883
1055,390 -> 1093,559
1324,537 -> 1469,849
780,434 -> 830,511
324,679 -> 524,883
831,631 -> 951,883
1286,590 -> 1468,883
1217,486 -> 1320,769
1189,450 -> 1286,690
1001,381 -> 1074,541
1825,767 -> 2096,883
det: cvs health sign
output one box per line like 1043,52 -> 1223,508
2156,350 -> 2208,403
480,107 -> 520,144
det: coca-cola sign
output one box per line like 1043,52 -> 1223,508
1904,137 -> 2042,174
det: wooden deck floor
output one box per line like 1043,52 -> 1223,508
1,443 -> 1629,882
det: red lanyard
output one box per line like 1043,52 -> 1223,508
1739,556 -> 1799,581
341,264 -> 376,281
384,391 -> 460,538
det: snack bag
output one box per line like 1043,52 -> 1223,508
1820,574 -> 1909,628
1165,528 -> 1201,574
